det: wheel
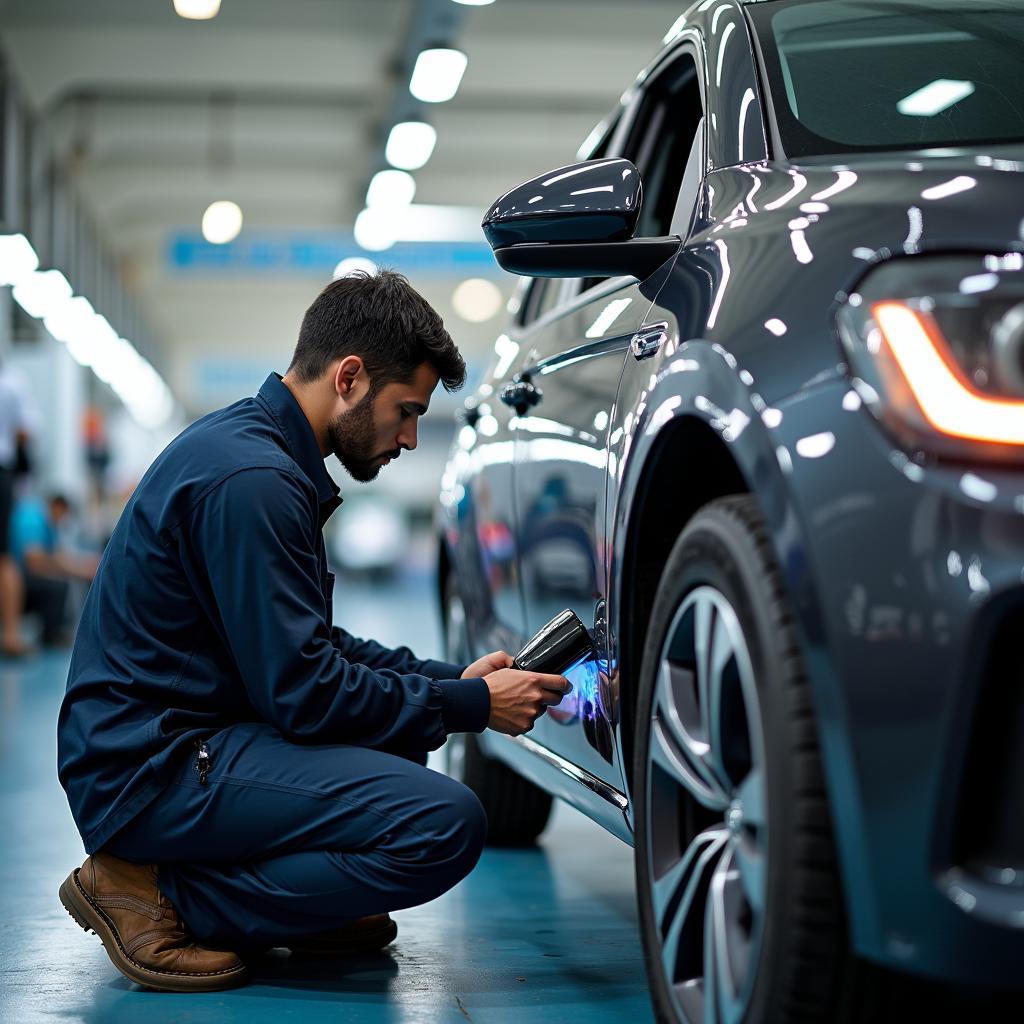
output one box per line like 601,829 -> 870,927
633,495 -> 865,1024
442,573 -> 553,846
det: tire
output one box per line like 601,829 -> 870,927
633,495 -> 867,1024
442,574 -> 553,847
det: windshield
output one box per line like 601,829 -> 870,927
747,0 -> 1024,158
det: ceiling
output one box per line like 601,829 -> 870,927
0,0 -> 683,417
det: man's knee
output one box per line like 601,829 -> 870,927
421,776 -> 487,880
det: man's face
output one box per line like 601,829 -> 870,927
327,361 -> 439,482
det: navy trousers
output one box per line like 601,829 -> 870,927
103,721 -> 487,949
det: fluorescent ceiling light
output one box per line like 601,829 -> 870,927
44,295 -> 96,346
353,203 -> 489,251
12,268 -> 73,319
202,200 -> 243,244
385,122 -> 437,170
451,0 -> 495,6
354,208 -> 398,252
452,278 -> 503,322
366,169 -> 416,208
0,233 -> 39,286
333,257 -> 379,280
173,0 -> 222,19
410,48 -> 468,104
897,79 -> 975,117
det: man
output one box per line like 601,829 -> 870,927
56,269 -> 570,993
0,358 -> 33,657
10,492 -> 98,647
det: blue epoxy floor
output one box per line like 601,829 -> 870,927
0,574 -> 653,1024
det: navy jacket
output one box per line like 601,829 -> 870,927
58,373 -> 490,853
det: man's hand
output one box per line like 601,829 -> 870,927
462,649 -> 514,679
483,668 -> 572,736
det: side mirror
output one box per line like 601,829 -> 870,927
481,158 -> 679,281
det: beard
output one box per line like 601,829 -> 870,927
327,391 -> 399,483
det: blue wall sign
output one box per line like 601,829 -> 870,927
168,232 -> 502,278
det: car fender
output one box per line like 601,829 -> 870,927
608,337 -> 876,946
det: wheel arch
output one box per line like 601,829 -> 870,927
613,413 -> 750,797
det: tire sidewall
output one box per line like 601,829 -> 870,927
633,497 -> 823,1024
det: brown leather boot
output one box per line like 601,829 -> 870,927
286,913 -> 398,955
59,852 -> 248,992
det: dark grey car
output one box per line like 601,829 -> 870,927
437,1 -> 1024,1020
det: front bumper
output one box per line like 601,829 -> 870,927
773,376 -> 1024,986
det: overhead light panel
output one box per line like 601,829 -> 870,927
354,208 -> 398,252
451,0 -> 495,6
12,268 -> 73,319
0,233 -> 39,286
409,48 -> 468,104
333,257 -> 379,280
44,295 -> 97,346
173,0 -> 222,19
202,200 -> 243,244
385,121 -> 437,170
453,278 -> 503,323
365,169 -> 416,208
897,79 -> 975,117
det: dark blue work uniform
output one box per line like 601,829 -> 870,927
57,373 -> 491,948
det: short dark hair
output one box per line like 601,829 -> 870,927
48,493 -> 71,512
288,269 -> 466,394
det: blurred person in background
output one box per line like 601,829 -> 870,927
0,356 -> 34,657
9,492 -> 99,648
56,269 -> 570,994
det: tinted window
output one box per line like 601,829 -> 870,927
625,51 -> 704,239
749,0 -> 1024,157
520,278 -> 566,325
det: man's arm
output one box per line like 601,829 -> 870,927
23,545 -> 98,582
329,626 -> 465,681
190,466 -> 489,750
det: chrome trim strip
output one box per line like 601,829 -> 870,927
502,733 -> 630,812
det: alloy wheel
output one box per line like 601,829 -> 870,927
645,584 -> 768,1024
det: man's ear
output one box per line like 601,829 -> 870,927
333,355 -> 365,399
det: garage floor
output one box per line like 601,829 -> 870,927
0,573 -> 654,1024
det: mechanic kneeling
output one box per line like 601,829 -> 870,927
56,269 -> 570,992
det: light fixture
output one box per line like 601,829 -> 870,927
385,122 -> 437,170
333,256 -> 378,280
409,48 -> 468,104
201,200 -> 243,244
0,233 -> 39,286
365,169 -> 416,208
451,0 -> 495,5
897,79 -> 975,117
11,268 -> 73,319
354,208 -> 398,252
173,0 -> 222,19
452,278 -> 503,322
44,295 -> 97,346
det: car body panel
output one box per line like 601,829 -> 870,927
438,0 -> 1024,987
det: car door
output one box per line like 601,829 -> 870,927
509,44 -> 708,789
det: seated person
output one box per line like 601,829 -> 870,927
9,493 -> 98,646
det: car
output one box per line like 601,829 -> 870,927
435,1 -> 1024,1021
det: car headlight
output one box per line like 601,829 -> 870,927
838,252 -> 1024,461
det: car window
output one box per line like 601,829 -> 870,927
520,277 -> 567,326
748,0 -> 1024,157
624,49 -> 705,240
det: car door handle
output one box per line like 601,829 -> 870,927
500,377 -> 543,414
630,321 -> 669,360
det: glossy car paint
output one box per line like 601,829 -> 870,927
438,0 -> 1024,986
